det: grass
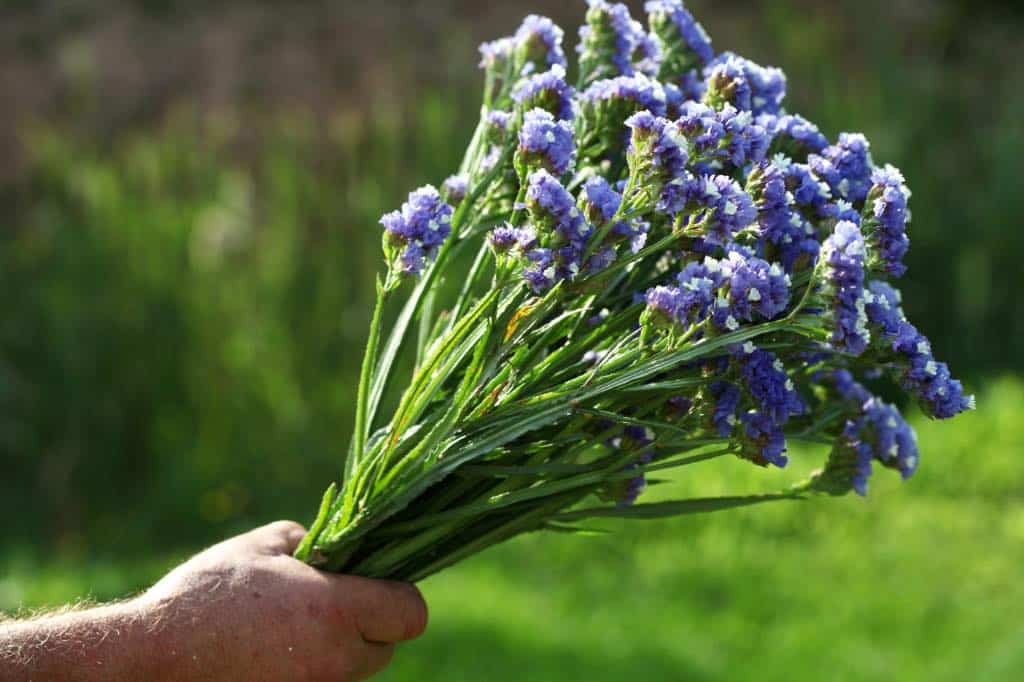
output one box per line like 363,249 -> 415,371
2,378 -> 1021,681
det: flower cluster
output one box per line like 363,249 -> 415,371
646,0 -> 714,75
581,177 -> 648,252
812,370 -> 919,495
763,113 -> 829,158
663,174 -> 757,247
520,170 -> 595,292
734,348 -> 804,466
625,110 -> 689,200
862,165 -> 911,277
645,248 -> 790,335
512,65 -> 576,122
517,109 -> 577,176
808,133 -> 874,205
578,0 -> 655,84
746,159 -> 820,273
704,53 -> 787,117
675,102 -> 770,170
334,2 -> 976,581
820,220 -> 871,355
380,186 -> 454,276
863,282 -> 974,419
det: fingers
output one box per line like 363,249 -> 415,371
329,575 -> 428,644
359,642 -> 396,679
249,520 -> 308,555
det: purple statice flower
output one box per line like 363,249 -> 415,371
581,177 -> 649,253
486,110 -> 514,142
579,73 -> 668,118
736,348 -> 804,425
625,111 -> 690,196
518,109 -> 577,176
746,158 -> 821,272
842,395 -> 919,495
525,170 -> 588,242
646,0 -> 715,73
663,174 -> 757,247
523,248 -> 558,292
635,30 -> 663,77
863,164 -> 911,277
676,68 -> 707,102
784,160 -> 833,219
663,82 -> 686,119
709,380 -> 741,436
762,113 -> 829,157
889,321 -> 976,419
644,257 -> 722,328
582,176 -> 623,223
478,37 -> 514,70
488,223 -> 533,254
863,280 -> 904,336
577,0 -> 649,83
830,368 -> 872,406
732,347 -> 803,468
704,53 -> 787,117
521,170 -> 595,292
860,286 -> 975,420
675,102 -> 769,170
588,247 -> 618,272
808,133 -> 874,205
512,65 -> 576,122
442,174 -> 468,204
379,185 -> 454,276
514,15 -> 567,75
617,218 -> 650,253
829,199 -> 861,224
645,285 -> 686,323
820,220 -> 870,355
710,250 -> 792,329
674,101 -> 724,157
720,105 -> 770,167
738,411 -> 788,467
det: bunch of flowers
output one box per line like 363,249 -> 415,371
295,1 -> 973,581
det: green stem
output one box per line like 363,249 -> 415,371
349,276 -> 391,481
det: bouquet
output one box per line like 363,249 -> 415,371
293,0 -> 973,581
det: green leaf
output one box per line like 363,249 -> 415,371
551,494 -> 802,522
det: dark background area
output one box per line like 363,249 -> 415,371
0,0 -> 1021,600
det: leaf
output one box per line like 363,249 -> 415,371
293,482 -> 338,563
551,494 -> 802,523
541,523 -> 609,536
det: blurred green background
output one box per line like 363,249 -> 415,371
1,1 -> 1022,680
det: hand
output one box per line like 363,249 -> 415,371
1,521 -> 428,681
138,520 -> 428,681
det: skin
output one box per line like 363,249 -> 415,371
0,521 -> 428,681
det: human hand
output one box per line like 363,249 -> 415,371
137,520 -> 428,681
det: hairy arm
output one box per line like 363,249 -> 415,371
0,522 -> 428,682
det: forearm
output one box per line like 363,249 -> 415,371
0,599 -> 173,681
0,521 -> 427,681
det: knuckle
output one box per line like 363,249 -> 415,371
267,519 -> 307,536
